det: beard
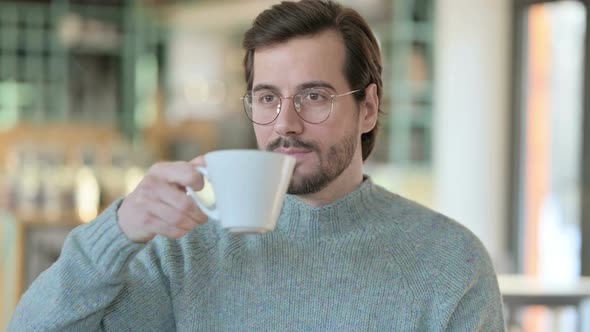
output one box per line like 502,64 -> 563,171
265,129 -> 358,195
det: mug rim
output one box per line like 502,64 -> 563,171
205,149 -> 294,160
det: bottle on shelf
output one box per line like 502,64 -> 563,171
100,143 -> 130,205
74,146 -> 100,223
16,144 -> 42,219
40,146 -> 66,222
124,147 -> 148,196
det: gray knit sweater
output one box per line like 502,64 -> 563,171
9,178 -> 505,331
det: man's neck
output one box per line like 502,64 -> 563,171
295,158 -> 364,207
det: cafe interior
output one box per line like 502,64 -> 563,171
1,0 -> 590,330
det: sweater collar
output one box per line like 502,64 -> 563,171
276,176 -> 386,239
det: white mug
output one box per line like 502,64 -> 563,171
185,150 -> 295,234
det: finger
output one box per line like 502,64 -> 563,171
148,218 -> 190,240
192,207 -> 209,225
189,155 -> 206,167
147,201 -> 199,232
155,183 -> 200,217
172,193 -> 208,225
149,161 -> 204,190
140,177 -> 208,226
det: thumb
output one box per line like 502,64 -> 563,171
189,155 -> 206,167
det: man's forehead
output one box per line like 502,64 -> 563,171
251,30 -> 347,90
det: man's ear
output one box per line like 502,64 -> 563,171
360,83 -> 379,134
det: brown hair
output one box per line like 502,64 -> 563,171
242,0 -> 383,161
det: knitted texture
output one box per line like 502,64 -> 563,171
9,178 -> 505,331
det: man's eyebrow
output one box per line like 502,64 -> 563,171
252,84 -> 280,93
251,81 -> 337,94
297,81 -> 336,91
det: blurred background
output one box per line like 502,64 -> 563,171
0,0 -> 589,331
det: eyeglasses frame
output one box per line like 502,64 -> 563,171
241,88 -> 361,125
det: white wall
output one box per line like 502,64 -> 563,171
433,0 -> 511,270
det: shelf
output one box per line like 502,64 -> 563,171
67,46 -> 122,56
10,203 -> 112,227
13,211 -> 84,227
143,119 -> 219,160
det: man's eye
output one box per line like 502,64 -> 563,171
258,94 -> 276,103
305,92 -> 326,101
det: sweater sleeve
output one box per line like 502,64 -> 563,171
444,256 -> 506,331
7,199 -> 176,331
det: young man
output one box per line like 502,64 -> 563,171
9,1 -> 505,330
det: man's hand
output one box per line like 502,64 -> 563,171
117,157 -> 208,243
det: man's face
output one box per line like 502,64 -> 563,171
251,30 -> 363,195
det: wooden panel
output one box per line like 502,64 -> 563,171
0,123 -> 123,167
143,120 -> 218,161
0,216 -> 5,330
0,215 -> 23,331
0,123 -> 120,173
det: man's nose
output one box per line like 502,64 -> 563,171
273,98 -> 304,136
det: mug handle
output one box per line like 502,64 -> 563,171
185,166 -> 220,220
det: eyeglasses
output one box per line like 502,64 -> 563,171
241,88 -> 360,125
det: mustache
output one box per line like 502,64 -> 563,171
266,137 -> 318,152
